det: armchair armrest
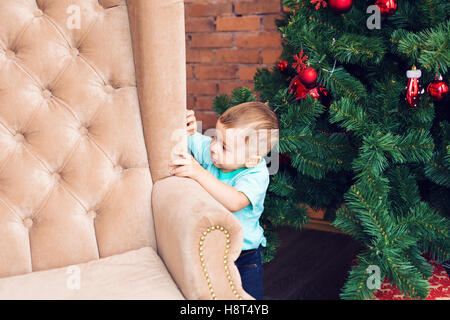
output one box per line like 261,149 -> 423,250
152,176 -> 255,300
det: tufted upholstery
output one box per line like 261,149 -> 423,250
0,0 -> 155,277
0,0 -> 254,300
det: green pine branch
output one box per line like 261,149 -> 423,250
391,20 -> 450,73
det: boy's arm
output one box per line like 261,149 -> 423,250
195,169 -> 250,213
187,131 -> 212,165
169,151 -> 249,212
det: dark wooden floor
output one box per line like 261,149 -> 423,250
262,226 -> 362,300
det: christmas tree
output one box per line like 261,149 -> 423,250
213,0 -> 449,299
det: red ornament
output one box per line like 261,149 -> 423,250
277,59 -> 288,72
427,74 -> 448,101
289,76 -> 310,100
307,86 -> 321,99
317,86 -> 331,107
310,0 -> 327,10
299,67 -> 318,89
375,0 -> 398,17
328,0 -> 353,14
289,76 -> 330,106
405,66 -> 424,108
292,49 -> 308,73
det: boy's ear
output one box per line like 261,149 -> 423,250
245,155 -> 261,168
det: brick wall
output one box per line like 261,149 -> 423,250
185,0 -> 287,129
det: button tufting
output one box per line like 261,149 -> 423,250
104,84 -> 114,94
5,50 -> 15,59
52,172 -> 61,182
96,3 -> 105,12
33,9 -> 43,17
14,133 -> 25,143
42,89 -> 52,99
79,126 -> 89,136
114,165 -> 123,174
69,48 -> 79,57
87,210 -> 97,219
23,218 -> 33,229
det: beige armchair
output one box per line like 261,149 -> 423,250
0,0 -> 253,300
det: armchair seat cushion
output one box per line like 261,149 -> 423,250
0,247 -> 184,300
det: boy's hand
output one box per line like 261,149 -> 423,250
169,151 -> 204,181
186,109 -> 197,136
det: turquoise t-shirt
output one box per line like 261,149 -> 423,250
187,131 -> 268,251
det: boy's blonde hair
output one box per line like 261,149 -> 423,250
218,101 -> 279,156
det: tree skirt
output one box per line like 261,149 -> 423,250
373,259 -> 450,300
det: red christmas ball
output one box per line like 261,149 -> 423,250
289,76 -> 310,100
328,0 -> 353,14
277,59 -> 288,72
427,75 -> 449,101
375,0 -> 398,17
289,76 -> 330,106
299,67 -> 318,89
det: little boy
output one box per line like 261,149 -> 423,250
168,101 -> 279,300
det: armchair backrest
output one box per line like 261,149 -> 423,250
0,0 -> 187,278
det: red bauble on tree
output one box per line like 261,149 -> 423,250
277,59 -> 288,72
299,67 -> 318,89
405,66 -> 424,108
289,76 -> 330,106
289,76 -> 310,100
375,0 -> 398,17
328,0 -> 353,14
427,74 -> 449,101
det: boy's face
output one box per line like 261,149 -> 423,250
209,121 -> 261,172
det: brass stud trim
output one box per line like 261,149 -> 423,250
199,225 -> 242,300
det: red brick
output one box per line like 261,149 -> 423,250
187,65 -> 194,79
261,49 -> 282,64
216,16 -> 260,32
186,17 -> 215,32
195,111 -> 219,130
216,49 -> 260,63
187,80 -> 218,95
218,81 -> 254,95
239,66 -> 259,81
234,0 -> 281,15
195,65 -> 237,80
196,96 -> 216,111
186,49 -> 215,63
236,33 -> 281,48
187,96 -> 195,109
188,2 -> 232,17
191,33 -> 233,48
262,14 -> 283,31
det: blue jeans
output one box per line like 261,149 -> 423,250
234,244 -> 263,300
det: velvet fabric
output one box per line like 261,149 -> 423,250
0,0 -> 155,278
0,0 -> 250,300
153,176 -> 255,300
0,247 -> 184,299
